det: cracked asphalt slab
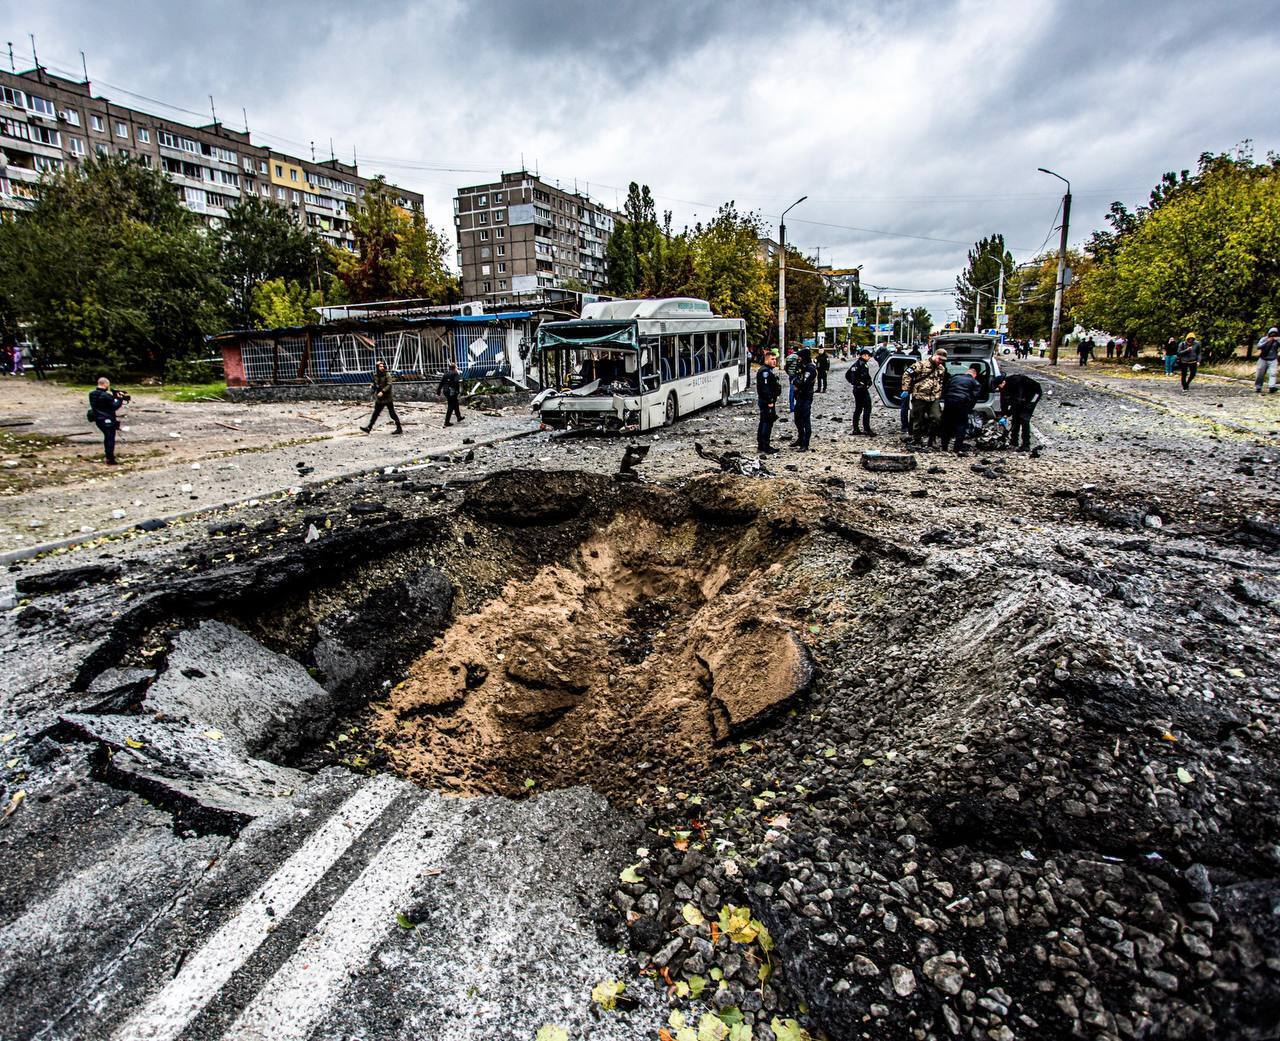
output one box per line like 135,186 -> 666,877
1,360 -> 1279,1041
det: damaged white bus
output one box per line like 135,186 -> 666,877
530,298 -> 748,431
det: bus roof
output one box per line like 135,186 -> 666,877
580,297 -> 714,321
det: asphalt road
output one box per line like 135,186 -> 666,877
1,359 -> 1277,1041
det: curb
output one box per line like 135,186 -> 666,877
1,425 -> 541,566
1049,370 -> 1279,440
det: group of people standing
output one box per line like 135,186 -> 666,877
756,346 -> 1042,457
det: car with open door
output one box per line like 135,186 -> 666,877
873,333 -> 1003,419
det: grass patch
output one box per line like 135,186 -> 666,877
41,376 -> 228,402
1200,359 -> 1256,380
155,381 -> 229,402
0,428 -> 67,454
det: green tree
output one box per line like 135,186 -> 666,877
1006,250 -> 1090,341
909,306 -> 933,340
687,203 -> 771,343
216,196 -> 324,329
606,183 -> 661,296
1078,148 -> 1280,360
955,234 -> 1014,331
0,155 -> 224,374
769,247 -> 825,348
250,277 -> 323,328
335,177 -> 455,304
398,206 -> 459,301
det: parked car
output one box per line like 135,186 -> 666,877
872,334 -> 1004,419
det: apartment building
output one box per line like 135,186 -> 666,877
454,171 -> 619,304
0,67 -> 424,250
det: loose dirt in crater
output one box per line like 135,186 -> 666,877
368,504 -> 815,798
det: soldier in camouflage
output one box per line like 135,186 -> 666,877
901,348 -> 948,450
361,360 -> 403,435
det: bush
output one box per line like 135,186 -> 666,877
164,358 -> 219,383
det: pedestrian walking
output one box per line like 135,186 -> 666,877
361,359 -> 403,434
815,348 -> 830,393
791,347 -> 817,450
88,376 -> 129,465
10,340 -> 23,376
1177,334 -> 1200,391
901,348 -> 948,449
1255,327 -> 1279,394
439,360 -> 463,427
939,364 -> 981,453
1163,337 -> 1179,376
1106,339 -> 1115,360
845,347 -> 874,435
756,348 -> 781,454
784,347 -> 799,412
1077,338 -> 1091,366
993,372 -> 1043,453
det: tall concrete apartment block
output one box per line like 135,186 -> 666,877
0,67 -> 424,249
454,171 -> 619,305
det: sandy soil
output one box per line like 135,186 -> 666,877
373,488 -> 818,798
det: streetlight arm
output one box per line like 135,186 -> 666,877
1037,167 -> 1070,193
781,195 -> 809,221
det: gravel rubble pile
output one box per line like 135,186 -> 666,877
607,519 -> 1280,1040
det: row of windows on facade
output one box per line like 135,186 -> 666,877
1,85 -> 366,197
458,188 -> 611,223
477,271 -> 602,295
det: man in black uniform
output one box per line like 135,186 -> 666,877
845,347 -> 874,435
994,372 -> 1043,452
940,364 -> 981,453
815,348 -> 830,392
756,349 -> 780,454
362,359 -> 403,434
88,376 -> 129,465
792,347 -> 817,451
439,360 -> 463,427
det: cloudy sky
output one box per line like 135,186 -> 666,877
13,0 -> 1279,321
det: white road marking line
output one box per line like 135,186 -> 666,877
226,799 -> 455,1041
112,778 -> 401,1041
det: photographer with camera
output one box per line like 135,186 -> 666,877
87,377 -> 130,466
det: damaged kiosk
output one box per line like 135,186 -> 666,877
530,297 -> 748,431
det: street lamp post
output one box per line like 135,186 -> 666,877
1038,167 -> 1071,366
778,195 -> 807,355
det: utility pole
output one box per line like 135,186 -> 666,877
778,196 -> 807,354
1039,168 -> 1071,366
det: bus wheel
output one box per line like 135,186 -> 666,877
665,392 -> 679,426
719,376 -> 731,406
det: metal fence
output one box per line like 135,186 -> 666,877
228,321 -> 514,387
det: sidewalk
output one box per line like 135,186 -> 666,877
0,402 -> 532,552
1019,355 -> 1280,439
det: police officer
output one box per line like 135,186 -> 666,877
439,360 -> 463,426
792,347 -> 818,451
845,347 -> 874,435
756,348 -> 781,454
88,376 -> 129,465
361,359 -> 403,435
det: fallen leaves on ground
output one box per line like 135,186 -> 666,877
591,978 -> 626,1011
